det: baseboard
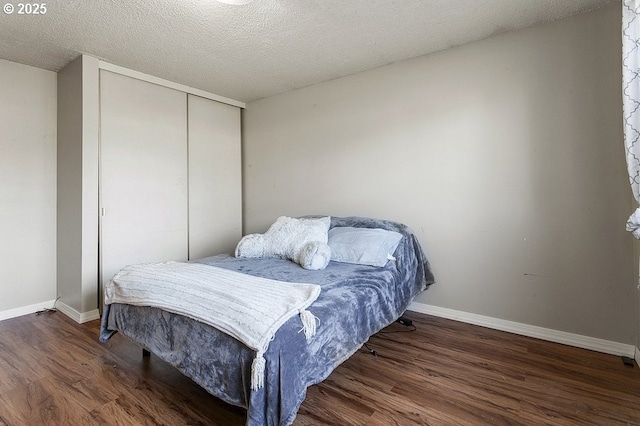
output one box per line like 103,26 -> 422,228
0,299 -> 57,322
56,301 -> 100,324
635,346 -> 640,367
409,302 -> 636,358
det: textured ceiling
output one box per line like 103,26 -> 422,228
0,0 -> 613,102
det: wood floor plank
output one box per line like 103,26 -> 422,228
0,376 -> 97,425
0,332 -> 53,391
0,310 -> 639,425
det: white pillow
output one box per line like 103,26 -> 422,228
328,227 -> 403,267
235,216 -> 332,270
263,216 -> 330,263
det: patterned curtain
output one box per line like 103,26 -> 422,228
623,0 -> 640,238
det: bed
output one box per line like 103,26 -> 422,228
100,216 -> 435,426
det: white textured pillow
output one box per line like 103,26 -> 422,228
328,227 -> 403,267
235,216 -> 332,270
263,216 -> 331,263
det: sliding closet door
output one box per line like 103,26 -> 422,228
100,71 -> 188,285
188,94 -> 242,259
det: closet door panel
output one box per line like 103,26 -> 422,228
100,71 -> 188,284
188,95 -> 242,259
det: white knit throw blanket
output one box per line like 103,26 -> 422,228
104,261 -> 321,390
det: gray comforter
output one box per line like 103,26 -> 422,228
100,216 -> 435,426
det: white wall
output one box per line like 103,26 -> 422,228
0,59 -> 57,313
57,55 -> 100,320
243,4 -> 636,345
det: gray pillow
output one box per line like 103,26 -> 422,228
328,227 -> 403,267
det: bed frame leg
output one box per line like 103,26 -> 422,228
142,348 -> 151,358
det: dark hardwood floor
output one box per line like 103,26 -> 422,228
0,309 -> 639,425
